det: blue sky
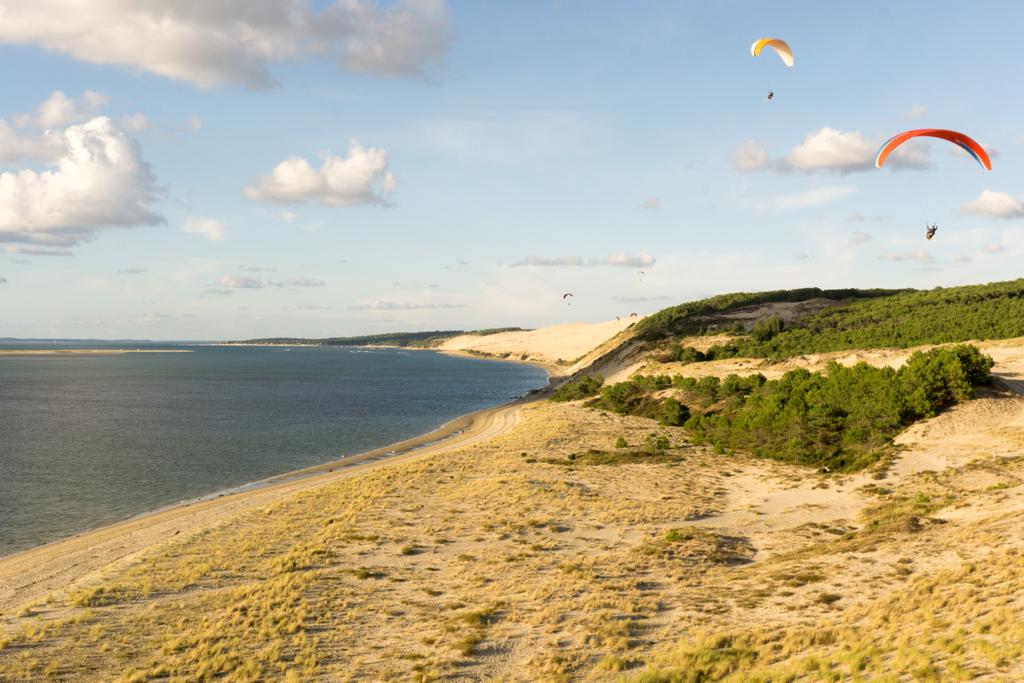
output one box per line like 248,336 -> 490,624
0,1 -> 1021,339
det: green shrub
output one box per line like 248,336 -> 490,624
751,315 -> 784,341
687,346 -> 992,471
550,374 -> 604,402
592,346 -> 992,472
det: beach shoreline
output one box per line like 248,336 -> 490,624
0,370 -> 546,613
0,349 -> 192,356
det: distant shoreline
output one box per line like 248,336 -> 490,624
0,349 -> 192,356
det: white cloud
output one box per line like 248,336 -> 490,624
348,300 -> 465,310
765,185 -> 856,210
960,190 -> 1024,219
0,120 -> 63,164
907,103 -> 927,119
510,252 -> 655,268
0,1 -> 453,89
3,244 -> 72,256
734,140 -> 769,172
848,231 -> 873,246
793,252 -> 810,260
182,217 -> 226,242
879,250 -> 934,264
117,267 -> 147,274
509,255 -> 583,267
240,264 -> 276,272
214,273 -> 263,289
983,243 -> 1008,254
0,116 -> 163,249
269,277 -> 325,288
207,272 -> 324,293
245,141 -> 396,206
950,254 -> 972,263
640,197 -> 660,211
783,127 -> 929,174
605,252 -> 655,268
14,90 -> 108,128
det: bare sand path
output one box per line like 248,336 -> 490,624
0,401 -> 524,614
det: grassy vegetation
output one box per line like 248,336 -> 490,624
633,547 -> 1024,682
594,345 -> 993,471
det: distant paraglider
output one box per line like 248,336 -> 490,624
563,292 -> 573,306
875,129 -> 992,171
766,91 -> 774,101
629,312 -> 639,318
750,38 -> 794,67
926,224 -> 938,241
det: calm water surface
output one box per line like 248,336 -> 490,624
0,343 -> 547,555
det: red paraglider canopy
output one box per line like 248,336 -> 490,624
875,129 -> 991,171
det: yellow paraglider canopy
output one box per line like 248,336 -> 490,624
750,38 -> 793,67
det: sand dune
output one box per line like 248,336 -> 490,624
439,317 -> 642,375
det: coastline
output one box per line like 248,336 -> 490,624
0,349 -> 192,356
0,363 -> 549,614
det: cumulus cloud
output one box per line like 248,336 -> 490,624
245,141 -> 396,206
879,250 -> 934,264
907,103 -> 927,119
983,243 -> 1008,254
182,217 -> 226,241
13,90 -> 108,128
0,116 -> 163,249
240,264 -> 277,272
848,231 -> 873,246
0,120 -> 64,164
734,140 -> 769,172
117,267 -> 147,274
0,1 -> 453,89
347,300 -> 466,310
639,197 -> 661,211
764,186 -> 855,210
510,252 -> 655,268
960,190 -> 1024,219
782,127 -> 929,173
